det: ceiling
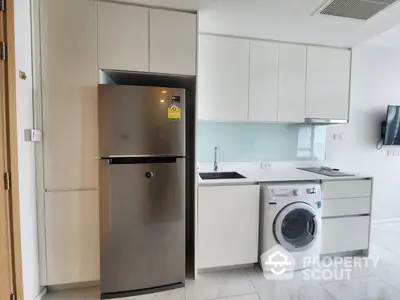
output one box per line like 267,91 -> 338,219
365,23 -> 400,48
114,0 -> 219,11
118,0 -> 400,48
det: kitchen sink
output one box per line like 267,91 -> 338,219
199,172 -> 246,180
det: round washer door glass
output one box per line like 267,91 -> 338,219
274,202 -> 318,251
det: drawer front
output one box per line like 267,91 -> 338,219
321,216 -> 370,254
322,197 -> 371,217
323,180 -> 371,199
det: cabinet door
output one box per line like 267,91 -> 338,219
321,216 -> 370,254
150,9 -> 196,75
248,41 -> 279,122
45,191 -> 99,285
198,35 -> 250,121
278,44 -> 307,122
197,185 -> 260,269
40,0 -> 98,190
98,2 -> 149,72
306,46 -> 351,120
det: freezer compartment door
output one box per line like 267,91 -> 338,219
100,157 -> 185,294
99,85 -> 185,157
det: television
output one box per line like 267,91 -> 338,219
384,105 -> 400,145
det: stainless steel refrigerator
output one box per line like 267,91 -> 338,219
98,85 -> 185,298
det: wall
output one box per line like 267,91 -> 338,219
14,0 -> 41,299
198,122 -> 326,162
326,44 -> 400,221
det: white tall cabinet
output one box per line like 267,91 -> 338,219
306,46 -> 351,120
38,0 -> 197,286
198,35 -> 250,121
39,0 -> 99,285
248,41 -> 279,122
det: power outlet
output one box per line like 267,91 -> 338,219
387,150 -> 399,156
333,133 -> 345,141
261,162 -> 272,170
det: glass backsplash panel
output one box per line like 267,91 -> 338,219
197,122 -> 326,162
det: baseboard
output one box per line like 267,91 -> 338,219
34,287 -> 47,300
372,218 -> 400,224
47,281 -> 100,292
197,263 -> 255,274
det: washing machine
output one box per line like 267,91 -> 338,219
259,183 -> 322,271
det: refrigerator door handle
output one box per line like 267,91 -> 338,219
105,156 -> 184,165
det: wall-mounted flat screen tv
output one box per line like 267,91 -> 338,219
384,105 -> 400,145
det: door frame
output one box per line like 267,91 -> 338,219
1,0 -> 24,299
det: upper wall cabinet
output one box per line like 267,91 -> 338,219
150,9 -> 196,75
198,35 -> 250,121
98,2 -> 196,75
306,46 -> 351,121
40,0 -> 98,190
98,2 -> 149,72
248,41 -> 279,122
278,44 -> 307,122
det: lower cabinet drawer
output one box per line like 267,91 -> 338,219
321,216 -> 370,255
323,180 -> 372,199
322,197 -> 371,217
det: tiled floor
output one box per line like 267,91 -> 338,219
44,222 -> 400,300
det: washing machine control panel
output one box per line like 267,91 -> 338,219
307,187 -> 316,194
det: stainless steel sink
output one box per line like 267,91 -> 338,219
199,172 -> 246,180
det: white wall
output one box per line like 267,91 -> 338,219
326,44 -> 400,221
14,0 -> 41,299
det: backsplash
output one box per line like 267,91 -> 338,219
197,122 -> 326,162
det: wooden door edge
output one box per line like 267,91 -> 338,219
5,0 -> 24,299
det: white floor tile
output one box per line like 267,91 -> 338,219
246,266 -> 334,300
308,256 -> 372,283
321,275 -> 400,300
185,269 -> 255,300
368,244 -> 400,291
133,288 -> 186,300
219,294 -> 260,300
371,228 -> 400,255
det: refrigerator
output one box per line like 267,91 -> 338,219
98,85 -> 186,298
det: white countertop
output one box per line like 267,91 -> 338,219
197,162 -> 372,186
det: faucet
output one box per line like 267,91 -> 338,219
213,146 -> 219,172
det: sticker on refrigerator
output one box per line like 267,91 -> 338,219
168,101 -> 181,120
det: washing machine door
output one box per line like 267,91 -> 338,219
273,202 -> 319,252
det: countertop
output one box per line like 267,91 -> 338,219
197,165 -> 372,186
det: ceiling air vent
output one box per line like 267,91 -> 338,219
318,0 -> 398,20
